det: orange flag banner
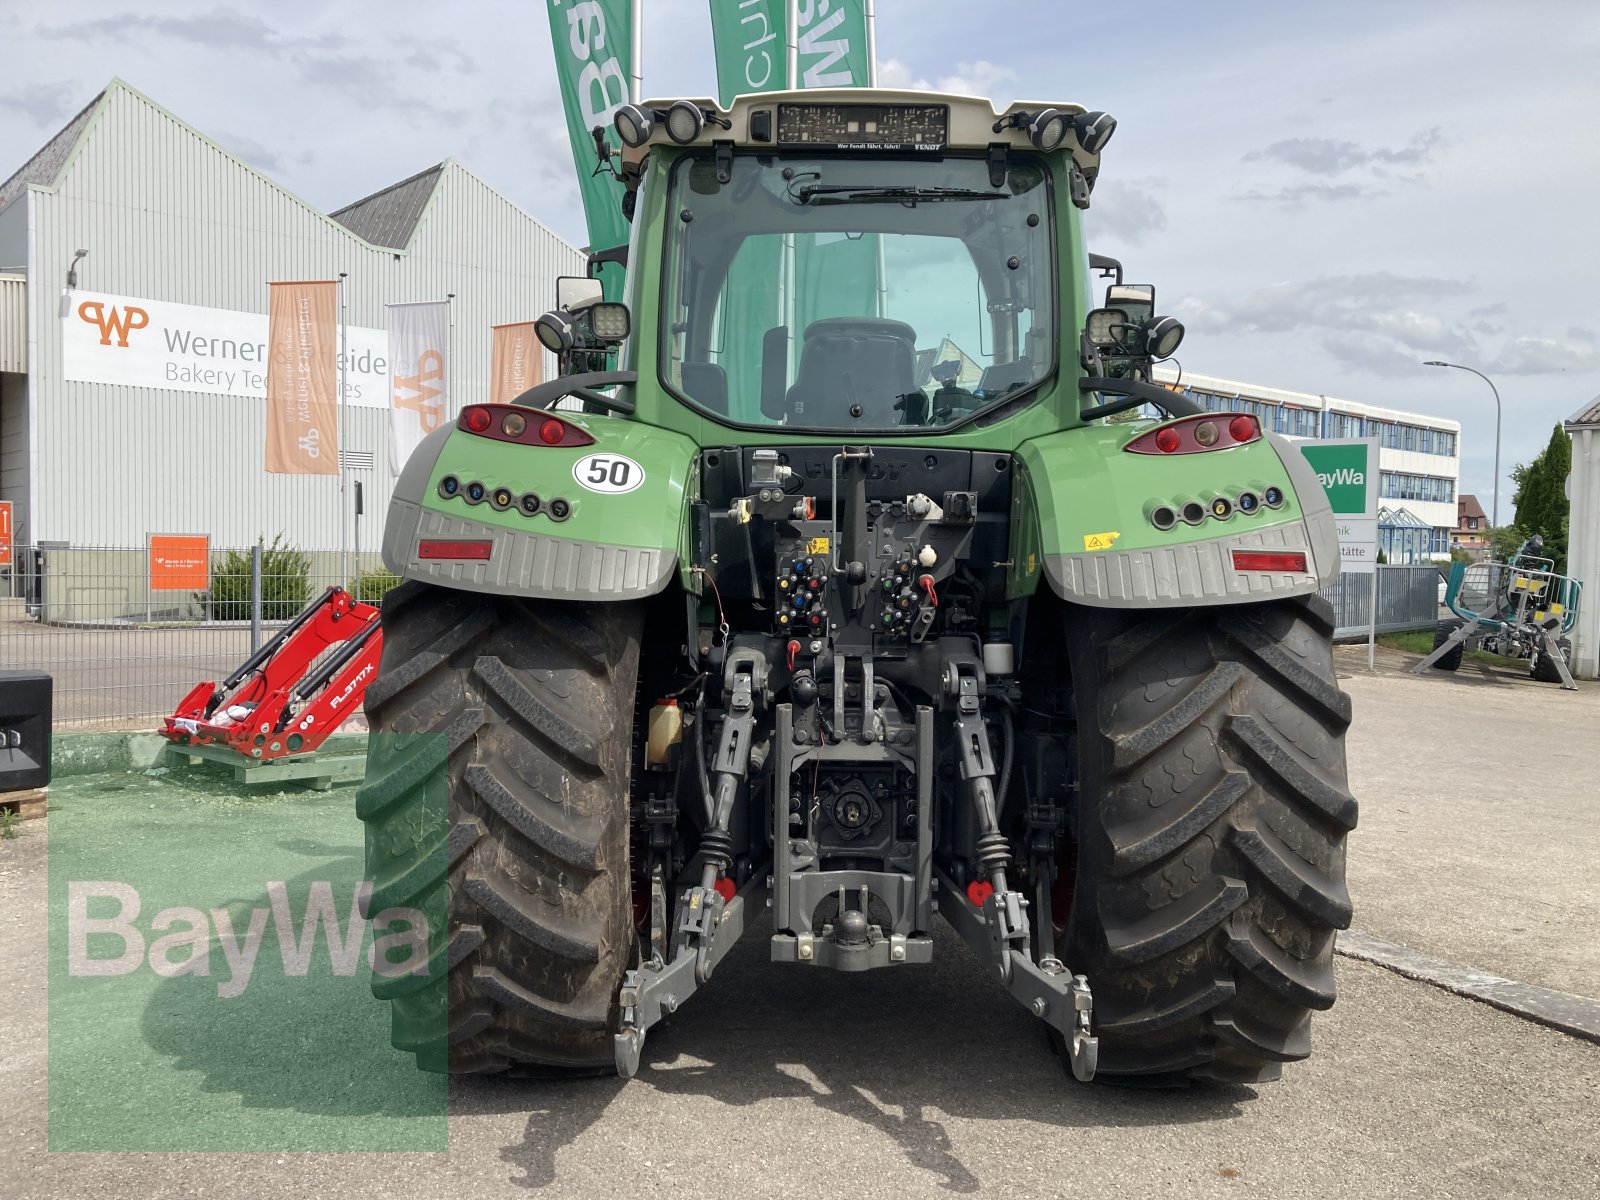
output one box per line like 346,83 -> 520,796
265,280 -> 339,474
490,321 -> 543,407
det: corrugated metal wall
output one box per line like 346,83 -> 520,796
27,83 -> 584,549
0,274 -> 24,371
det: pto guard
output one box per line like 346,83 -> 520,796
381,420 -> 692,601
1020,429 -> 1340,609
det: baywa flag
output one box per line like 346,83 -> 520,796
547,0 -> 632,270
708,0 -> 877,420
265,281 -> 339,475
709,0 -> 871,103
387,302 -> 449,475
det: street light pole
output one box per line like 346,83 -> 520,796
1424,359 -> 1502,529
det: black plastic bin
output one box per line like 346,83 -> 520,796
0,670 -> 52,791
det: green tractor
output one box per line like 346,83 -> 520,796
358,89 -> 1357,1086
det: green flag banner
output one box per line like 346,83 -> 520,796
708,0 -> 871,105
546,0 -> 632,264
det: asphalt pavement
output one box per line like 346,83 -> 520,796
2,645 -> 1598,1198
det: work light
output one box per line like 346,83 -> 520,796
614,104 -> 654,148
1075,111 -> 1117,155
665,100 -> 705,144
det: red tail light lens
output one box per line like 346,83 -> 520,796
1231,550 -> 1308,573
1126,413 -> 1264,455
457,405 -> 594,447
418,539 -> 493,561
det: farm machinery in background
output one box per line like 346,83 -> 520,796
160,586 -> 384,759
1413,536 -> 1583,688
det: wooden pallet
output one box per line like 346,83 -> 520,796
161,734 -> 368,791
1,788 -> 48,821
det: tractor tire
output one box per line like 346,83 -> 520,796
1530,637 -> 1573,684
356,580 -> 641,1074
1431,619 -> 1464,672
1060,595 -> 1356,1085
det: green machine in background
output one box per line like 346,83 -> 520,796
1414,536 -> 1583,688
357,89 -> 1356,1087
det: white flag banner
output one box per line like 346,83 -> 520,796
386,301 -> 449,475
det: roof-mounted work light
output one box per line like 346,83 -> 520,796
614,104 -> 654,148
1075,111 -> 1117,155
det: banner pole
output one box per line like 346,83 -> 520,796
338,272 -> 349,588
786,0 -> 799,88
865,0 -> 878,85
630,0 -> 643,103
864,0 -> 886,319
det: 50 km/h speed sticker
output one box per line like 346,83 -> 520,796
573,453 -> 645,494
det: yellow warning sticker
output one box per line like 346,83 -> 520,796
1026,552 -> 1037,575
807,536 -> 831,555
1083,531 -> 1121,552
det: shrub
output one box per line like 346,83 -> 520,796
198,535 -> 310,621
350,565 -> 402,604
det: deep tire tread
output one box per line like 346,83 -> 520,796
1063,597 -> 1355,1085
359,581 -> 641,1074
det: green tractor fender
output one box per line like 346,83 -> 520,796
381,413 -> 697,601
1008,422 -> 1340,607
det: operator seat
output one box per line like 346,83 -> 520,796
786,317 -> 919,426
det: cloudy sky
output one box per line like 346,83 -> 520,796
3,1 -> 1597,515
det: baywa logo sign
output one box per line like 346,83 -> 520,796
48,731 -> 448,1151
67,880 -> 429,998
1300,441 -> 1373,516
78,299 -> 150,347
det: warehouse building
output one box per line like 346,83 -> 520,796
1155,368 -> 1462,564
0,79 -> 582,570
1564,395 -> 1599,678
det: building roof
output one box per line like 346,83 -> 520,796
0,90 -> 106,213
1153,366 -> 1461,432
329,163 -> 446,250
1566,393 -> 1600,429
1457,493 -> 1487,523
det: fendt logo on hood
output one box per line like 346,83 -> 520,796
78,300 -> 150,347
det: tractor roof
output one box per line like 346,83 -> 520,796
621,89 -> 1106,173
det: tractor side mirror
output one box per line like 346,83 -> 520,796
555,275 -> 605,312
1082,283 -> 1185,378
1105,283 -> 1154,326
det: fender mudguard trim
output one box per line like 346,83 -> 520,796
1044,519 -> 1329,609
382,499 -> 676,601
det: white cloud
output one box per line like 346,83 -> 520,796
877,57 -> 1017,99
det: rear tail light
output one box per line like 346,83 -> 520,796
418,539 -> 493,561
1126,413 -> 1263,455
458,404 -> 594,447
1232,550 -> 1308,573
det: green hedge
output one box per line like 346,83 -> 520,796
350,566 -> 402,605
198,535 -> 310,621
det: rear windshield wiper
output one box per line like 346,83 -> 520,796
792,184 -> 1008,205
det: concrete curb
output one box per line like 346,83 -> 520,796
1337,929 -> 1600,1045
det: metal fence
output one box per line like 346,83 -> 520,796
1,544 -> 394,729
1320,563 -> 1447,641
1,543 -> 1450,729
